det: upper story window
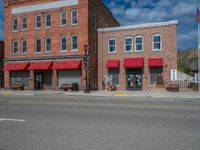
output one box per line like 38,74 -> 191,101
12,17 -> 18,32
92,14 -> 97,29
108,38 -> 116,53
35,15 -> 42,29
135,35 -> 143,52
45,14 -> 51,28
21,39 -> 27,54
60,11 -> 67,26
124,36 -> 133,53
71,35 -> 78,51
60,35 -> 67,51
152,34 -> 162,51
21,16 -> 27,31
45,37 -> 51,53
71,10 -> 78,25
35,38 -> 41,53
93,38 -> 96,54
12,40 -> 18,55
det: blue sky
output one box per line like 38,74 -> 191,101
0,0 -> 198,50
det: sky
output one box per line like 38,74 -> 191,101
0,0 -> 198,50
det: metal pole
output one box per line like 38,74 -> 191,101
198,22 -> 200,92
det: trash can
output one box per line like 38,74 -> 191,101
72,83 -> 79,91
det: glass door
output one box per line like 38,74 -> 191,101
35,72 -> 43,90
126,69 -> 142,91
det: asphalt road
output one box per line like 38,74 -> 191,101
0,95 -> 200,150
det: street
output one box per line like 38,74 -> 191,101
0,95 -> 200,150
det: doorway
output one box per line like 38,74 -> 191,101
126,69 -> 143,91
35,72 -> 43,90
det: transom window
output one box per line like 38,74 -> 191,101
124,36 -> 133,52
108,38 -> 116,53
12,40 -> 18,55
22,16 -> 27,31
71,35 -> 78,51
35,38 -> 41,53
35,15 -> 41,29
60,36 -> 67,51
12,17 -> 18,32
60,11 -> 67,26
71,10 -> 78,25
153,34 -> 162,51
45,14 -> 51,28
135,36 -> 143,52
45,37 -> 51,52
21,39 -> 27,54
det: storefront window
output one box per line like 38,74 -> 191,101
10,71 -> 29,87
150,67 -> 163,85
108,68 -> 119,85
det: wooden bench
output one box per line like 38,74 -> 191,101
166,84 -> 179,92
60,83 -> 73,91
11,83 -> 24,91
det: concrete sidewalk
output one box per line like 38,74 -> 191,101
0,89 -> 199,98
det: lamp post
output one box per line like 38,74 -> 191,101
84,44 -> 90,93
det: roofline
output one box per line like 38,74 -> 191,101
98,20 -> 178,32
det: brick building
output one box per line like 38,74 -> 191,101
98,21 -> 178,91
0,41 -> 4,87
3,0 -> 119,90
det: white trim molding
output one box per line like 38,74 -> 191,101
12,0 -> 78,14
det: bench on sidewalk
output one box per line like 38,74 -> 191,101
60,83 -> 73,91
166,84 -> 179,92
11,83 -> 24,91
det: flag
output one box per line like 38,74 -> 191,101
196,6 -> 200,22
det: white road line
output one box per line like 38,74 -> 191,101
0,118 -> 26,122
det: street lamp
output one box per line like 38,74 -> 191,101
84,44 -> 90,93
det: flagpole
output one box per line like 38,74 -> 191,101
198,22 -> 200,93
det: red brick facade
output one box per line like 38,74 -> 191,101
98,21 -> 178,91
4,0 -> 119,90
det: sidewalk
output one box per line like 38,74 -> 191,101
0,89 -> 200,98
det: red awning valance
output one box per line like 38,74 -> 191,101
106,60 -> 120,68
124,58 -> 144,68
3,62 -> 29,71
52,60 -> 82,70
148,58 -> 163,67
28,61 -> 52,70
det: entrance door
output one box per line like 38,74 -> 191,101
35,72 -> 43,90
126,69 -> 142,91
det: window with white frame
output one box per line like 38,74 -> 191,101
12,17 -> 18,32
171,69 -> 177,81
124,36 -> 133,52
45,37 -> 51,52
60,35 -> 67,51
135,36 -> 143,52
12,40 -> 18,55
60,11 -> 67,26
71,35 -> 78,51
108,38 -> 116,53
35,38 -> 41,53
153,34 -> 162,51
22,16 -> 27,31
71,10 -> 78,25
35,15 -> 41,29
45,14 -> 51,28
21,39 -> 27,54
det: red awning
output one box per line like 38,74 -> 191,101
148,58 -> 163,67
3,62 -> 29,71
28,61 -> 52,70
124,58 -> 144,68
106,60 -> 120,68
52,60 -> 82,70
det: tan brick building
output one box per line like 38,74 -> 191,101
98,21 -> 178,91
3,0 -> 119,90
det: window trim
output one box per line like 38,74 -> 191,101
60,35 -> 67,52
21,39 -> 27,55
92,13 -> 97,29
71,34 -> 78,51
21,16 -> 27,31
45,37 -> 51,53
108,37 -> 117,54
60,11 -> 67,27
35,15 -> 42,29
134,35 -> 144,52
12,40 -> 18,55
124,36 -> 133,53
12,17 -> 18,32
35,38 -> 42,54
71,10 -> 78,26
152,34 -> 162,51
45,13 -> 51,28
